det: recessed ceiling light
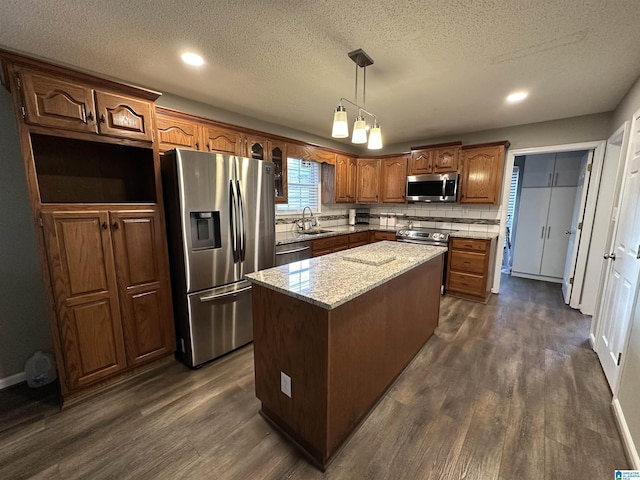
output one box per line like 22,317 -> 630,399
181,52 -> 204,66
506,91 -> 528,103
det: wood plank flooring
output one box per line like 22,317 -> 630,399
0,274 -> 629,479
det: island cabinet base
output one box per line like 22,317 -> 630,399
251,255 -> 443,469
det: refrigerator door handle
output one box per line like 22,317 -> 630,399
237,179 -> 247,262
229,179 -> 239,262
199,285 -> 252,302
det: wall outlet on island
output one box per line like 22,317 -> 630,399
280,371 -> 292,398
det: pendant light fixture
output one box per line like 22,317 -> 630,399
331,49 -> 383,150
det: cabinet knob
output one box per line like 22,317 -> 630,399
195,141 -> 199,150
99,114 -> 106,123
101,222 -> 108,230
112,221 -> 119,230
87,111 -> 94,122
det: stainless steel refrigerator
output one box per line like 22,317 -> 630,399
162,149 -> 275,367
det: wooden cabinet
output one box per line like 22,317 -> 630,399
380,156 -> 407,203
288,143 -> 337,165
446,236 -> 496,303
43,208 -> 174,389
156,107 -> 288,203
18,68 -> 154,142
202,124 -> 242,155
156,114 -> 202,152
312,234 -> 350,257
271,140 -> 288,204
2,51 -> 174,405
348,231 -> 369,248
357,158 -> 380,203
409,142 -> 461,175
459,142 -> 509,205
371,231 -> 397,242
322,154 -> 357,204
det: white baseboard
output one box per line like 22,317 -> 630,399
589,333 -> 596,350
510,271 -> 563,283
612,397 -> 640,469
0,371 -> 26,390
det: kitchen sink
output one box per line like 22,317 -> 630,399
299,229 -> 333,235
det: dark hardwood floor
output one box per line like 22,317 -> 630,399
0,275 -> 628,479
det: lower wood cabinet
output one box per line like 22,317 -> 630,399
42,207 -> 174,390
446,236 -> 496,303
371,231 -> 397,242
311,231 -> 379,257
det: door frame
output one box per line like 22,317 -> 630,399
494,140 -> 606,296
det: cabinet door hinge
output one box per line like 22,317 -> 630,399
617,352 -> 622,366
38,217 -> 43,227
578,222 -> 583,230
587,163 -> 592,172
20,105 -> 26,118
569,277 -> 574,285
15,72 -> 21,89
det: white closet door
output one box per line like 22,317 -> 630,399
522,153 -> 556,188
554,151 -> 583,187
540,186 -> 578,278
512,187 -> 552,274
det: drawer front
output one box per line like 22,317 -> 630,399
448,271 -> 485,296
450,250 -> 486,274
450,237 -> 489,253
373,231 -> 396,241
312,247 -> 333,258
349,232 -> 369,245
332,244 -> 351,253
313,234 -> 349,251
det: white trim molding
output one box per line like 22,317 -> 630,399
613,397 -> 640,469
0,371 -> 26,390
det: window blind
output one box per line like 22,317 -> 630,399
505,166 -> 519,248
276,158 -> 321,213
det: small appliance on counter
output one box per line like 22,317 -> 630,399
348,208 -> 356,226
355,207 -> 370,225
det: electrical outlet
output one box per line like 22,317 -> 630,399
462,206 -> 469,216
280,371 -> 292,398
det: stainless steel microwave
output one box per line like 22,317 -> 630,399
406,173 -> 459,203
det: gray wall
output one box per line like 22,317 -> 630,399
381,112 -> 612,154
0,88 -> 52,380
612,73 -> 640,465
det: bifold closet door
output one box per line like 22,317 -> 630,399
511,187 -> 552,275
540,186 -> 577,278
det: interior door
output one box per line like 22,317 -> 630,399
540,186 -> 578,278
596,110 -> 640,392
511,187 -> 551,275
562,152 -> 592,303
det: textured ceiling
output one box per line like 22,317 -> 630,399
2,0 -> 640,149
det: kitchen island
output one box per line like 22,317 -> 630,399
245,241 -> 446,469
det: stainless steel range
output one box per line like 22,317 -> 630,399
396,228 -> 455,291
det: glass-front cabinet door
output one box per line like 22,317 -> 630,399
270,141 -> 288,204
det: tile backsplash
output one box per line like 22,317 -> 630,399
275,202 -> 503,235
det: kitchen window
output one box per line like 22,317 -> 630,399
276,158 -> 321,214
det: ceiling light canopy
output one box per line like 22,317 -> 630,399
331,49 -> 382,150
181,52 -> 204,66
506,91 -> 528,103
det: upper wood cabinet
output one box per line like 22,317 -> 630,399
409,142 -> 461,175
288,143 -> 337,165
380,156 -> 408,203
459,142 -> 509,205
270,140 -> 288,204
244,135 -> 270,160
156,113 -> 202,152
17,68 -> 154,142
357,158 -> 380,203
203,124 -> 242,155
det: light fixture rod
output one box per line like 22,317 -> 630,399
338,97 -> 377,122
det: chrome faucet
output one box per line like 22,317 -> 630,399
296,206 -> 316,231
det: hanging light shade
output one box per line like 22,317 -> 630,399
367,121 -> 382,150
330,49 -> 384,147
331,104 -> 349,138
352,115 -> 367,144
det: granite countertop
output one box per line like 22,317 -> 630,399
276,224 -> 397,245
449,231 -> 499,240
245,241 -> 447,310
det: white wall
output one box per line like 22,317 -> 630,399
0,88 -> 52,384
